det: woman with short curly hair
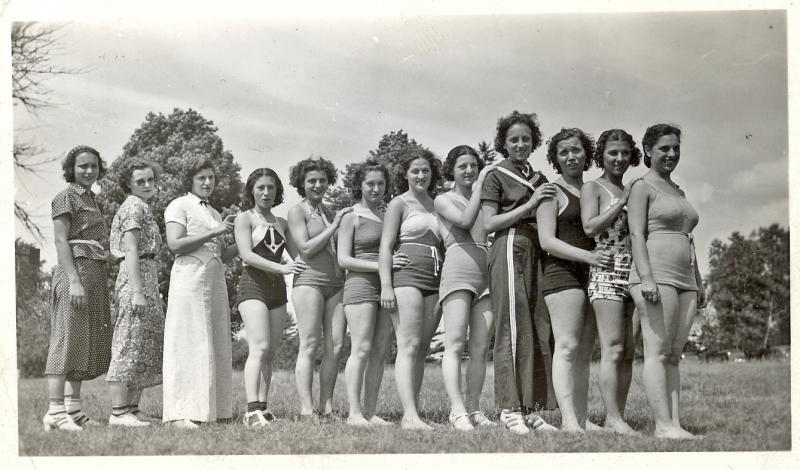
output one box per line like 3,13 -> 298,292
44,145 -> 110,432
287,156 -> 353,419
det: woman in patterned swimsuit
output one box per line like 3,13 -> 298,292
106,158 -> 165,428
235,168 -> 306,426
580,129 -> 642,435
44,146 -> 111,432
338,160 -> 407,426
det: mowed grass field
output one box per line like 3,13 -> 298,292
17,360 -> 790,455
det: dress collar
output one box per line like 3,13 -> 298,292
186,192 -> 210,206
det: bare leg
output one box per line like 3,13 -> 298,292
344,302 -> 377,425
464,296 -> 493,414
441,291 -> 471,418
262,304 -> 287,409
574,304 -> 597,428
547,288 -> 589,434
319,291 -> 346,415
292,286 -> 325,416
414,294 -> 441,410
364,308 -> 393,424
667,291 -> 698,435
392,287 -> 431,430
240,299 -> 271,405
618,303 -> 639,415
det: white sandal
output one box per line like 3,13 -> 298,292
243,410 -> 270,427
468,411 -> 498,428
449,413 -> 474,431
499,409 -> 530,435
524,413 -> 558,432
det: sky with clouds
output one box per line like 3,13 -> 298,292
13,10 -> 788,275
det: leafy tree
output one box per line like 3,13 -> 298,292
95,108 -> 245,331
706,224 -> 790,355
16,239 -> 52,377
477,140 -> 497,165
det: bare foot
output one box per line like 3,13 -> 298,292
560,424 -> 587,435
401,417 -> 433,431
346,415 -> 371,426
368,415 -> 393,426
655,426 -> 699,440
585,420 -> 605,432
603,419 -> 640,436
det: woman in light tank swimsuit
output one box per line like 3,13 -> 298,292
287,157 -> 353,419
435,145 -> 496,431
537,128 -> 613,434
234,168 -> 306,426
338,160 -> 408,426
628,124 -> 703,440
379,150 -> 443,430
580,129 -> 642,435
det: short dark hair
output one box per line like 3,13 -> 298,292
545,128 -> 595,174
117,158 -> 162,194
288,156 -> 338,197
62,145 -> 106,183
351,159 -> 390,201
242,168 -> 284,209
593,129 -> 642,169
394,149 -> 442,197
493,111 -> 543,158
642,124 -> 682,168
182,155 -> 216,193
443,145 -> 484,182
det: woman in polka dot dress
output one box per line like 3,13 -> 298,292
43,145 -> 112,432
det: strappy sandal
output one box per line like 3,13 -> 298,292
43,412 -> 82,432
468,411 -> 498,428
243,410 -> 269,427
449,413 -> 474,431
499,409 -> 530,435
262,410 -> 276,421
524,413 -> 558,432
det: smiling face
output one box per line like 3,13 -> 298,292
130,167 -> 156,201
73,152 -> 100,189
452,154 -> 480,188
252,175 -> 278,210
601,140 -> 632,178
361,170 -> 386,204
406,158 -> 432,193
648,134 -> 681,174
191,168 -> 215,199
303,169 -> 329,203
555,136 -> 588,177
504,123 -> 534,164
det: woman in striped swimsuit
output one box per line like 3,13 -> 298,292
379,150 -> 443,430
580,129 -> 642,435
338,160 -> 408,426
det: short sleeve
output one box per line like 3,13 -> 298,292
51,190 -> 73,220
481,171 -> 503,203
164,198 -> 187,226
118,199 -> 146,233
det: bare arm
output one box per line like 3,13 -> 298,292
482,183 -> 558,233
122,229 -> 148,315
337,212 -> 376,272
537,195 -> 610,266
379,199 -> 404,310
287,205 -> 352,259
581,181 -> 628,237
281,217 -> 301,260
628,180 -> 659,302
53,215 -> 87,309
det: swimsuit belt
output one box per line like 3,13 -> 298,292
400,242 -> 441,277
449,242 -> 488,250
649,230 -> 695,268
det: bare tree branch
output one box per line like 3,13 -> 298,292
14,201 -> 44,242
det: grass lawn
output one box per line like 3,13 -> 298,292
17,360 -> 790,455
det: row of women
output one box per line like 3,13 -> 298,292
43,111 -> 703,439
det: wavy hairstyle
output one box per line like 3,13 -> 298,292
443,145 -> 484,182
493,111 -> 544,158
642,123 -> 682,168
288,156 -> 338,197
593,129 -> 642,169
351,159 -> 390,201
545,128 -> 595,174
394,149 -> 442,197
181,155 -> 216,193
62,145 -> 107,183
117,158 -> 162,194
241,168 -> 284,209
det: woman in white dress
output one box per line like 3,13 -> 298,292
162,156 -> 238,428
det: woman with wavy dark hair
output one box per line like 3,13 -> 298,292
162,156 -> 239,428
338,160 -> 407,426
436,145 -> 496,431
628,124 -> 702,439
287,156 -> 352,419
105,158 -> 164,428
234,168 -> 306,426
43,145 -> 110,432
480,111 -> 558,435
580,129 -> 642,434
537,128 -> 612,434
379,149 -> 443,430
